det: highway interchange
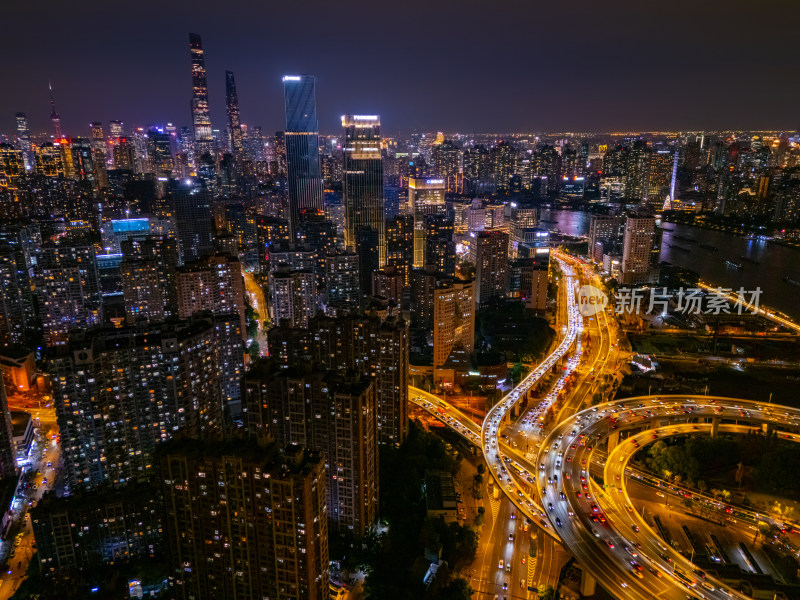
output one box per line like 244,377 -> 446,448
411,252 -> 800,600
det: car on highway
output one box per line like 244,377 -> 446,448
498,559 -> 504,569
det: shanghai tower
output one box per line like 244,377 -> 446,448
189,33 -> 213,161
283,75 -> 324,238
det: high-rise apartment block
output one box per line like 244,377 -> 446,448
51,317 -> 224,491
175,253 -> 246,338
471,230 -> 509,306
269,264 -> 317,327
159,441 -> 329,600
433,278 -> 475,369
621,216 -> 657,285
36,238 -> 102,347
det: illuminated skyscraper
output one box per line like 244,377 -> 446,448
471,230 -> 509,306
146,128 -> 174,176
171,179 -> 214,263
283,75 -> 324,237
386,214 -> 414,285
621,216 -> 656,285
406,177 -> 446,267
189,33 -> 213,161
342,115 -> 384,267
108,120 -> 124,138
224,70 -> 244,161
15,113 -> 32,170
48,82 -> 62,138
433,278 -> 474,368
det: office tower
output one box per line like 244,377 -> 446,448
108,120 -> 124,139
431,139 -> 461,193
587,215 -> 624,263
70,137 -> 101,188
175,253 -> 246,337
385,214 -> 413,286
35,238 -> 102,347
224,70 -> 244,161
32,482 -> 163,575
269,264 -> 317,327
51,316 -> 223,491
146,128 -> 174,175
424,213 -> 455,276
283,75 -> 324,237
48,82 -> 62,138
0,225 -> 38,345
471,230 -> 509,306
189,33 -> 213,161
621,216 -> 656,285
355,226 -> 379,295
342,115 -> 385,271
15,112 -> 32,170
159,441 -> 328,600
112,137 -> 135,171
406,177 -> 446,267
89,121 -> 106,161
325,252 -> 360,316
383,185 -> 402,220
507,201 -> 540,257
513,239 -> 550,312
433,278 -> 475,369
0,379 -> 15,479
171,179 -> 213,263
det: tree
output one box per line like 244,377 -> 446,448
248,341 -> 260,361
477,463 -> 486,475
697,480 -> 707,495
436,578 -> 474,600
473,473 -> 483,486
537,584 -> 555,600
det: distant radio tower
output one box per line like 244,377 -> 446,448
49,82 -> 62,138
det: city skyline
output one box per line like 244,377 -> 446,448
2,0 -> 800,136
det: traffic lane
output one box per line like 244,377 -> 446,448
576,403 -> 781,598
542,442 -> 681,600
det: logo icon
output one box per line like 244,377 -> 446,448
577,285 -> 608,316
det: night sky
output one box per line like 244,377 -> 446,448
2,0 -> 798,137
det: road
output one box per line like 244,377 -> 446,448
242,270 -> 268,356
0,390 -> 60,599
538,394 -> 800,600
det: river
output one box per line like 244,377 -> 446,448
539,209 -> 800,321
